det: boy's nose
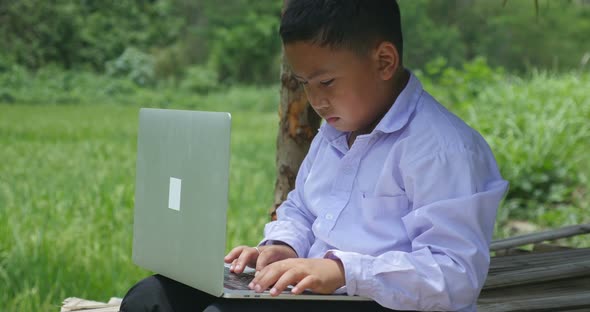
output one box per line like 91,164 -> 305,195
311,100 -> 331,117
304,88 -> 329,111
309,94 -> 329,110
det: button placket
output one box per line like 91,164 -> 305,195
342,165 -> 354,175
333,151 -> 361,192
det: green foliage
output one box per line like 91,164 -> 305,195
418,66 -> 590,233
0,65 -> 278,111
0,0 -> 281,84
399,0 -> 590,73
468,1 -> 590,72
0,0 -> 183,70
399,0 -> 467,69
207,12 -> 281,84
2,0 -> 588,84
106,48 -> 157,87
179,65 -> 220,94
202,0 -> 282,84
470,72 -> 590,226
419,57 -> 506,110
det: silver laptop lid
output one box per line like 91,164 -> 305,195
132,108 -> 231,297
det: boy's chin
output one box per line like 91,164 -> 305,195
329,122 -> 355,133
324,117 -> 358,132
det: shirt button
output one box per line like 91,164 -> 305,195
325,213 -> 333,220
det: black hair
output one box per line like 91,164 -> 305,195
280,0 -> 403,61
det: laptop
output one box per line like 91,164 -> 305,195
132,108 -> 369,301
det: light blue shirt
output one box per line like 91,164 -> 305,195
261,73 -> 508,311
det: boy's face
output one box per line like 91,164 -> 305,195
285,41 -> 395,133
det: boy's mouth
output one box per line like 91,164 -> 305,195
326,117 -> 340,124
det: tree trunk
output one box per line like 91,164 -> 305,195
270,40 -> 321,220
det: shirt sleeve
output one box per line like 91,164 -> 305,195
325,147 -> 508,311
259,136 -> 322,258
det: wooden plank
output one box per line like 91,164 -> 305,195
488,248 -> 590,272
484,248 -> 590,289
493,248 -> 531,257
493,244 -> 573,257
533,243 -> 574,253
490,223 -> 590,251
481,249 -> 590,311
484,259 -> 590,289
480,276 -> 590,301
478,293 -> 590,312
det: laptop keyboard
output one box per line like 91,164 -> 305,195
223,266 -> 256,290
222,266 -> 322,295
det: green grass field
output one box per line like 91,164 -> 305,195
0,104 -> 277,310
1,71 -> 589,311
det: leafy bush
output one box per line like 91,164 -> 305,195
0,0 -> 282,85
401,0 -> 590,73
0,0 -> 183,70
0,66 -> 278,111
179,65 -> 219,94
420,65 -> 590,230
418,57 -> 506,111
106,48 -> 156,87
472,72 -> 590,223
207,14 -> 281,84
399,0 -> 467,70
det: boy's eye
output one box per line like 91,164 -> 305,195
320,78 -> 335,86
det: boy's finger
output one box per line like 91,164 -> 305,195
224,246 -> 246,263
255,253 -> 269,272
229,259 -> 238,272
270,269 -> 301,297
291,275 -> 317,295
251,264 -> 284,293
234,248 -> 257,274
255,250 -> 280,272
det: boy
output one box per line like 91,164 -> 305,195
121,1 -> 508,311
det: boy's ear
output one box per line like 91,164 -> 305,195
373,41 -> 400,81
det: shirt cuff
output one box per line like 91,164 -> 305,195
323,251 -> 349,295
324,249 -> 375,296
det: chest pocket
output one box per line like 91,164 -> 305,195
360,194 -> 410,223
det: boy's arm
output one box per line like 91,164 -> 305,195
259,135 -> 322,258
326,148 -> 508,311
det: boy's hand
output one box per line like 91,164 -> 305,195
224,244 -> 297,274
248,258 -> 345,296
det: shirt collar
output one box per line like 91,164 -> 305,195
319,71 -> 423,142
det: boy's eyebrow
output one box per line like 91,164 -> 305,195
293,69 -> 330,82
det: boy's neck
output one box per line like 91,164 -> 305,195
347,68 -> 410,148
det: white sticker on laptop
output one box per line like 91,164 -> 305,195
168,177 -> 182,211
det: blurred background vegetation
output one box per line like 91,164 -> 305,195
1,0 -> 590,88
0,0 -> 589,311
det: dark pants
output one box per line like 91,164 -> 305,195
120,274 -> 401,312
